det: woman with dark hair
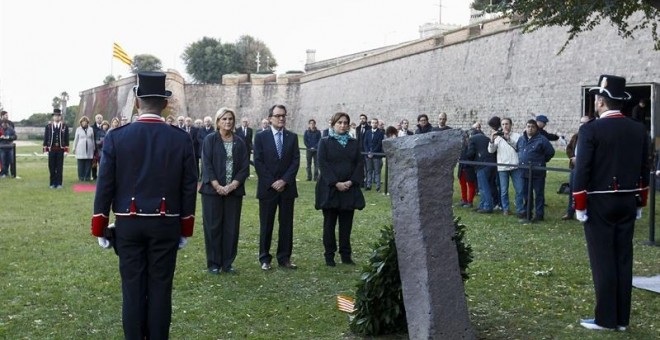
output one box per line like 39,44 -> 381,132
385,126 -> 399,138
199,107 -> 250,274
315,112 -> 365,266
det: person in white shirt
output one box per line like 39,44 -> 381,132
487,117 -> 523,216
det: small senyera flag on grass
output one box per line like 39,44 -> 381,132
336,294 -> 355,314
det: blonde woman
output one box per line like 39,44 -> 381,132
72,116 -> 95,181
199,107 -> 250,274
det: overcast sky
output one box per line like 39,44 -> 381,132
0,0 -> 472,121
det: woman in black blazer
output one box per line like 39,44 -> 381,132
315,112 -> 365,266
199,107 -> 250,274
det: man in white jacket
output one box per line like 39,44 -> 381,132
488,117 -> 523,216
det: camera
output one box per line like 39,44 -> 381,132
494,128 -> 505,137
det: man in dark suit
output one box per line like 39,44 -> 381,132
574,75 -> 649,332
197,115 -> 214,178
184,116 -> 200,173
237,116 -> 254,160
43,108 -> 69,188
90,114 -> 104,180
362,118 -> 385,191
91,71 -> 198,339
253,104 -> 300,270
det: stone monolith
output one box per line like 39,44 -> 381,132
382,129 -> 474,339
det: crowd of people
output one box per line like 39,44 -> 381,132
0,70 -> 645,336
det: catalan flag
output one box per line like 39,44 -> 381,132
112,42 -> 132,66
336,294 -> 355,314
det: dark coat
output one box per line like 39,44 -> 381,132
304,129 -> 322,150
517,132 -> 555,178
315,137 -> 365,210
457,133 -> 476,182
538,128 -> 559,141
197,126 -> 215,150
466,132 -> 495,170
566,133 -> 578,169
185,126 -> 200,158
236,126 -> 253,154
414,124 -> 433,134
198,132 -> 250,196
253,128 -> 300,200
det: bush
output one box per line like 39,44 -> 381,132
350,217 -> 473,336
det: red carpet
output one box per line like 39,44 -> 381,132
72,183 -> 96,192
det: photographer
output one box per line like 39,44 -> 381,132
488,117 -> 523,217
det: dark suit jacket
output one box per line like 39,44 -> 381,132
199,132 -> 250,196
236,126 -> 253,153
185,126 -> 200,158
466,132 -> 496,170
253,128 -> 300,200
198,126 -> 214,150
93,115 -> 198,235
363,128 -> 385,158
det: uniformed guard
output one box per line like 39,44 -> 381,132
573,74 -> 650,331
43,108 -> 69,188
91,71 -> 198,339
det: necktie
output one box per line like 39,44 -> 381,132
275,131 -> 283,158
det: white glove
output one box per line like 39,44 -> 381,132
64,152 -> 69,157
97,237 -> 112,249
636,208 -> 642,220
178,237 -> 188,249
576,210 -> 588,222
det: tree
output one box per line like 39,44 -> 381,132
131,54 -> 162,74
182,35 -> 278,84
182,37 -> 236,84
103,75 -> 116,84
235,35 -> 277,74
52,97 -> 61,110
473,0 -> 660,52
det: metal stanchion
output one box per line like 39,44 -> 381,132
12,143 -> 16,178
647,171 -> 657,246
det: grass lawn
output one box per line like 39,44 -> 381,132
0,141 -> 658,339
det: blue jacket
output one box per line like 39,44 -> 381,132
303,129 -> 322,150
363,128 -> 385,158
517,132 -> 555,178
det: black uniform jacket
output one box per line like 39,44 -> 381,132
572,112 -> 649,210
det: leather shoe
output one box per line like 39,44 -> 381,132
279,261 -> 297,269
561,214 -> 573,220
208,267 -> 220,275
223,267 -> 237,274
325,259 -> 336,267
260,262 -> 272,271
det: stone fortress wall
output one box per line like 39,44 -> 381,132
78,14 -> 659,141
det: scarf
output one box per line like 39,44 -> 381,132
329,128 -> 351,147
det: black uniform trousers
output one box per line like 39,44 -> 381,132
306,149 -> 318,180
322,209 -> 354,261
584,193 -> 636,328
115,217 -> 180,340
201,194 -> 242,270
258,195 -> 295,265
48,150 -> 64,186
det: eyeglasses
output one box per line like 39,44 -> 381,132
272,114 -> 287,119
